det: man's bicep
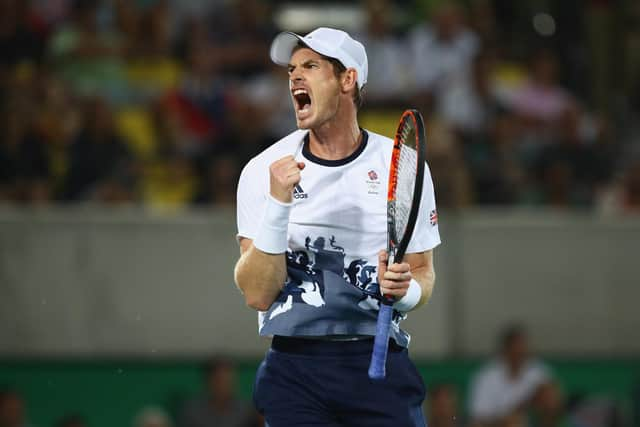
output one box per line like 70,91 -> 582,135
405,162 -> 441,253
236,160 -> 266,241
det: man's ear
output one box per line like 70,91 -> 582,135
341,68 -> 358,94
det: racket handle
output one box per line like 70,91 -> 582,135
368,302 -> 394,380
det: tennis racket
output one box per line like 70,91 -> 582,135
368,109 -> 426,380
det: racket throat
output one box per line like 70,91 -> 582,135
387,249 -> 396,267
387,201 -> 399,266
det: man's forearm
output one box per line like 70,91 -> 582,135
234,243 -> 287,311
401,251 -> 436,311
413,267 -> 435,309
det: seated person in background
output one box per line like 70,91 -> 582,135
134,407 -> 172,427
529,381 -> 581,427
597,158 -> 640,215
179,357 -> 254,427
0,389 -> 30,427
509,49 -> 575,129
468,324 -> 552,426
61,97 -> 136,203
426,383 -> 462,427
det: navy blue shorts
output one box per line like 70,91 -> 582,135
253,336 -> 427,427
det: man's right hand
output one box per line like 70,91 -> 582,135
269,155 -> 305,203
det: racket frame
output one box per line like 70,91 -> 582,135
387,109 -> 426,263
368,109 -> 427,381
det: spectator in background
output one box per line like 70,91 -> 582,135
529,381 -> 580,427
509,49 -> 576,142
163,23 -> 232,157
426,384 -> 462,427
624,1 -> 640,114
0,0 -> 45,69
113,0 -> 137,41
48,0 -> 128,102
237,62 -> 296,145
597,158 -> 640,215
61,97 -> 136,202
208,0 -> 273,79
139,100 -> 198,211
134,407 -> 172,427
424,118 -> 473,208
504,49 -> 611,207
448,50 -> 503,138
0,389 -> 31,427
468,0 -> 498,48
193,153 -> 240,206
533,109 -> 607,207
357,0 -> 412,107
164,0 -> 221,28
459,51 -> 524,205
452,50 -> 524,204
124,0 -> 182,102
30,0 -> 75,29
179,357 -> 254,427
0,107 -> 51,204
468,324 -> 552,427
142,154 -> 197,211
30,72 -> 82,193
409,2 -> 480,117
0,0 -> 632,210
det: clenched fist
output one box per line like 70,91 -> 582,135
269,155 -> 306,203
377,250 -> 412,299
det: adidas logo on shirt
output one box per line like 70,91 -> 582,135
293,184 -> 308,199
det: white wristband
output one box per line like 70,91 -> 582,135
393,278 -> 422,312
253,194 -> 292,254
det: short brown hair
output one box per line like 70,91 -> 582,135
292,42 -> 364,109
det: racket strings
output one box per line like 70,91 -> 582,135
399,124 -> 411,143
394,135 -> 418,241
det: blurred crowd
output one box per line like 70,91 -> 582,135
0,357 -> 264,427
0,326 -> 630,427
1,0 -> 640,212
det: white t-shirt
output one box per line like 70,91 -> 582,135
236,129 -> 441,347
468,358 -> 551,421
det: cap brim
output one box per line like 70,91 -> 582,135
270,31 -> 305,66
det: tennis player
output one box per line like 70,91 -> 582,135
234,27 -> 440,426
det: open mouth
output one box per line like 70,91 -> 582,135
293,88 -> 312,114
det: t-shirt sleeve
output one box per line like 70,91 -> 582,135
236,159 -> 267,241
406,160 -> 441,253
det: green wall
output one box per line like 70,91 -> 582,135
1,358 -> 639,427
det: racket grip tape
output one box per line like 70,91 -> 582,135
368,302 -> 394,380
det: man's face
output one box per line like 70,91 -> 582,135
287,48 -> 343,129
429,387 -> 457,420
207,364 -> 235,402
505,334 -> 528,367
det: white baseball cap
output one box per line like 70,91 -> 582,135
270,27 -> 368,89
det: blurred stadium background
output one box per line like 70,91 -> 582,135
1,0 -> 639,426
